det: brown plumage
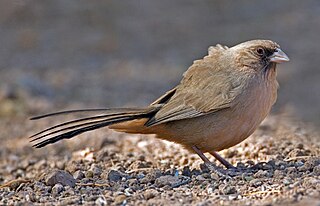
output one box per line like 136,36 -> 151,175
29,39 -> 289,171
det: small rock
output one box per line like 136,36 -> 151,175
127,178 -> 138,186
254,170 -> 269,178
179,156 -> 189,165
196,175 -> 206,181
243,175 -> 254,182
138,155 -> 146,161
287,149 -> 305,158
114,194 -> 126,205
286,166 -> 297,173
250,179 -> 263,187
181,166 -> 191,177
210,173 -> 219,180
313,165 -> 320,176
25,191 -> 37,202
45,170 -> 76,187
295,160 -> 304,167
220,185 -> 237,195
85,170 -> 94,178
143,189 -> 158,200
59,196 -> 81,205
51,184 -> 64,196
266,160 -> 276,169
90,164 -> 102,176
191,169 -> 201,176
155,175 -> 180,187
283,178 -> 292,186
298,160 -> 314,172
235,162 -> 245,169
228,194 -> 238,200
56,161 -> 65,170
64,185 -> 75,195
273,170 -> 284,179
137,173 -> 145,179
73,170 -> 85,180
124,188 -> 134,196
95,196 -> 107,206
107,170 -> 123,182
302,177 -> 319,189
140,170 -> 162,184
199,164 -> 210,173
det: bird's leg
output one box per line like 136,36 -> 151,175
209,151 -> 235,169
191,146 -> 227,176
209,151 -> 255,175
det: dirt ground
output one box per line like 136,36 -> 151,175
0,1 -> 320,205
0,95 -> 319,205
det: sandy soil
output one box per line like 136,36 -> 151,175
0,1 -> 320,205
0,94 -> 319,205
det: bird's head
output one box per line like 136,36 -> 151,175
230,40 -> 289,75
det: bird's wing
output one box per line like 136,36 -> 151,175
145,45 -> 248,126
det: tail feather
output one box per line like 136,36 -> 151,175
30,107 -> 159,148
30,112 -> 141,138
30,116 -> 119,143
32,116 -> 136,148
30,108 -> 151,120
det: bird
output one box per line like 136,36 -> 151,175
29,39 -> 289,173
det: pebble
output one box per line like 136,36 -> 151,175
283,178 -> 293,186
114,194 -> 126,205
95,196 -> 107,206
90,164 -> 102,176
143,189 -> 159,200
210,173 -> 219,180
155,175 -> 180,187
85,170 -> 94,178
107,170 -> 123,182
181,166 -> 192,177
254,170 -> 269,178
302,177 -> 319,189
196,175 -> 206,181
140,170 -> 162,184
51,184 -> 64,196
250,179 -> 263,187
228,194 -> 238,200
220,185 -> 237,195
64,186 -> 75,195
273,170 -> 284,179
45,170 -> 76,187
313,165 -> 320,176
124,187 -> 134,196
73,170 -> 85,180
243,175 -> 254,182
286,167 -> 298,178
59,196 -> 81,205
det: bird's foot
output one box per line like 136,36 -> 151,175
225,166 -> 253,177
204,163 -> 256,178
203,162 -> 232,178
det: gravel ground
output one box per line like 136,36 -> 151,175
0,2 -> 320,205
0,95 -> 319,205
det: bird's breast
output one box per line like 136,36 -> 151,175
188,76 -> 278,152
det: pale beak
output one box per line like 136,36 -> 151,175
269,48 -> 290,63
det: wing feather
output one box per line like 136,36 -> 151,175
146,45 -> 248,126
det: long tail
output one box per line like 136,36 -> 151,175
29,107 -> 159,148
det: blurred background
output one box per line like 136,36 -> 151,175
0,0 -> 320,128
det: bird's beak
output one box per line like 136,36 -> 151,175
269,48 -> 290,63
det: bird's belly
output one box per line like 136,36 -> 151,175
158,83 -> 277,152
201,85 -> 276,151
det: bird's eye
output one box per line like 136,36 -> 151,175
256,47 -> 265,56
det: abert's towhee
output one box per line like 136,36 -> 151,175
29,40 -> 289,173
